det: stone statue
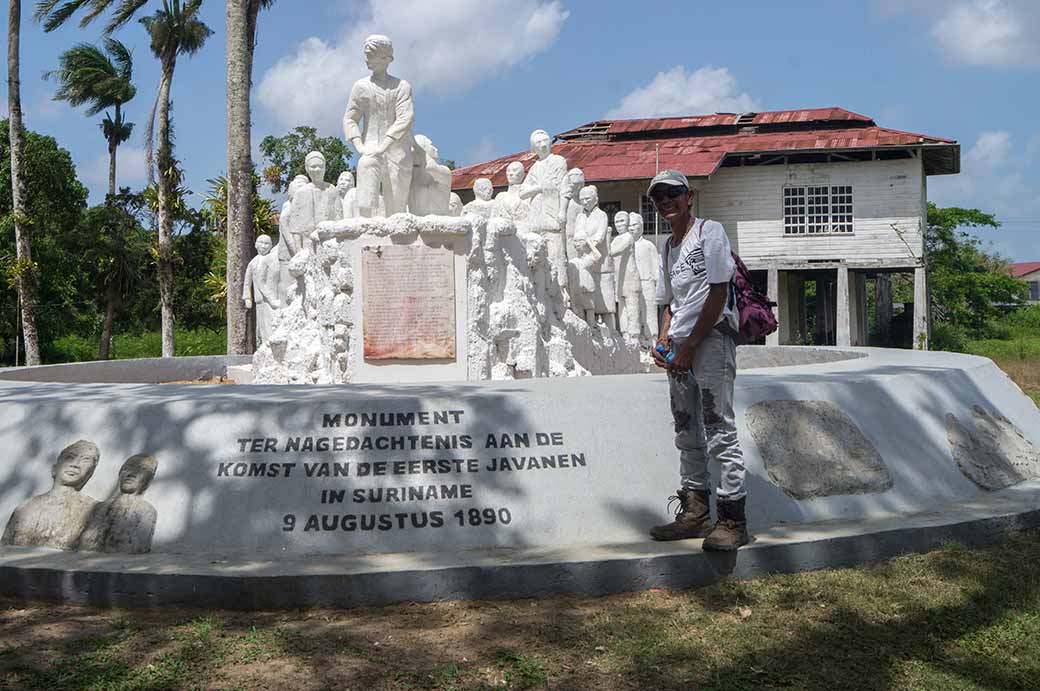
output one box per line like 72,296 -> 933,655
1,440 -> 100,550
337,171 -> 357,219
581,190 -> 615,324
244,235 -> 281,344
288,152 -> 343,255
493,161 -> 530,223
278,175 -> 310,303
519,129 -> 568,289
610,212 -> 642,339
77,454 -> 158,554
448,192 -> 463,216
464,178 -> 497,218
569,186 -> 607,324
632,214 -> 660,340
559,167 -> 585,259
343,35 -> 415,217
409,134 -> 452,215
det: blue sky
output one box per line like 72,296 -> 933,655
5,0 -> 1038,261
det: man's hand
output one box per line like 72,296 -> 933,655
651,339 -> 669,368
668,339 -> 695,374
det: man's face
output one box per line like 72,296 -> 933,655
650,184 -> 690,222
614,213 -> 628,233
579,189 -> 597,211
337,174 -> 354,193
306,158 -> 326,182
118,459 -> 153,495
506,163 -> 524,186
630,217 -> 644,240
475,180 -> 493,201
255,237 -> 272,256
530,134 -> 551,159
53,448 -> 98,489
365,52 -> 392,73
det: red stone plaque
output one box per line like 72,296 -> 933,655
362,244 -> 456,360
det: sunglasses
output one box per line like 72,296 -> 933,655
650,186 -> 688,203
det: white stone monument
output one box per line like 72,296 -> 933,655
343,34 -> 415,217
569,186 -> 606,324
448,192 -> 463,216
632,214 -> 661,341
492,160 -> 530,224
243,234 -> 281,344
518,129 -> 568,290
408,134 -> 452,215
610,213 -> 642,339
463,178 -> 497,218
337,171 -> 357,219
288,151 -> 343,255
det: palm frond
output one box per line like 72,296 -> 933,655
104,37 -> 134,81
36,0 -> 92,32
104,0 -> 149,34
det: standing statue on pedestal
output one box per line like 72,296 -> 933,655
464,178 -> 497,218
492,161 -> 530,223
519,129 -> 568,290
288,152 -> 343,255
243,235 -> 280,345
343,35 -> 415,217
631,214 -> 660,340
570,185 -> 607,324
584,191 -> 615,325
337,171 -> 357,219
409,134 -> 451,215
611,212 -> 642,339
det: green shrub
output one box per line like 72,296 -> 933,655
931,324 -> 969,352
111,329 -> 227,359
48,334 -> 100,362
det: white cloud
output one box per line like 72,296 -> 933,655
605,66 -> 758,119
463,135 -> 500,167
82,145 -> 149,189
257,0 -> 569,134
965,130 -> 1011,168
879,0 -> 1040,67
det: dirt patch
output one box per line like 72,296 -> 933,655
160,377 -> 236,385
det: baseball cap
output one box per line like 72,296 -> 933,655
647,169 -> 690,196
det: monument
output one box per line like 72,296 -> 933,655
519,129 -> 569,291
343,35 -> 414,217
337,171 -> 357,219
243,234 -> 280,344
408,134 -> 452,216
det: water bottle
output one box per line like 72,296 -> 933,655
655,343 -> 676,365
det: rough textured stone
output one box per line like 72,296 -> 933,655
947,405 -> 1040,490
745,400 -> 892,499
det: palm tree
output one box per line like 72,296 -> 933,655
8,0 -> 41,365
36,0 -> 212,358
226,0 -> 275,355
46,38 -> 136,196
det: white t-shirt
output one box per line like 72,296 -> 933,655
656,218 -> 738,339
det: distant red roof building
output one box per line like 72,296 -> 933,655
452,107 -> 959,191
1010,262 -> 1040,278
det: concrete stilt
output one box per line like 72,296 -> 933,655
766,267 -> 780,346
837,266 -> 851,347
913,266 -> 929,350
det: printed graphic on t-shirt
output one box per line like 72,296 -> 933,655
670,245 -> 705,280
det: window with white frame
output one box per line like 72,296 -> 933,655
1030,281 -> 1039,302
783,185 -> 853,235
640,195 -> 671,234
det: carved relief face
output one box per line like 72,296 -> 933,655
305,154 -> 326,184
365,52 -> 393,73
448,193 -> 463,215
529,131 -> 551,159
52,445 -> 99,490
567,169 -> 585,192
630,215 -> 644,240
337,172 -> 354,193
614,212 -> 629,234
506,162 -> 525,186
255,235 -> 273,256
288,175 -> 309,199
579,186 -> 598,211
474,178 -> 494,201
118,455 -> 156,495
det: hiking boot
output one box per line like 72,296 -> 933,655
649,489 -> 712,541
703,496 -> 750,551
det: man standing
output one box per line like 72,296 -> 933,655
648,170 -> 748,550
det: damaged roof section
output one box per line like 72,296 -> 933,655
451,107 -> 959,191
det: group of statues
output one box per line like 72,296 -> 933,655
1,440 -> 159,554
242,32 -> 659,352
460,133 -> 660,342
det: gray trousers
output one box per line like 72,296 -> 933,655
668,329 -> 746,500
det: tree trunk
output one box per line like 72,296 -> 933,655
225,0 -> 254,355
7,0 -> 41,366
156,57 -> 176,358
99,284 -> 118,359
108,103 -> 120,196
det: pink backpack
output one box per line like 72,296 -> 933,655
675,220 -> 779,345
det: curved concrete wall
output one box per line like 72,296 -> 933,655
0,348 -> 1037,559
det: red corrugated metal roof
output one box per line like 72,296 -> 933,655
452,121 -> 956,190
589,107 -> 874,136
1010,262 -> 1040,278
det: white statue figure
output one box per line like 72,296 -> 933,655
409,134 -> 452,215
77,454 -> 158,554
559,167 -> 585,260
519,129 -> 568,288
1,440 -> 100,550
581,190 -> 616,324
243,235 -> 281,344
610,212 -> 642,338
277,174 -> 310,304
288,151 -> 343,255
343,35 -> 415,217
493,161 -> 530,223
448,192 -> 464,216
569,185 -> 607,324
337,171 -> 357,219
463,178 -> 497,218
632,214 -> 661,340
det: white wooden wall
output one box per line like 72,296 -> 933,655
698,158 -> 925,266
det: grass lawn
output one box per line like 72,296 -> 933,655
3,534 -> 1040,690
967,337 -> 1040,405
